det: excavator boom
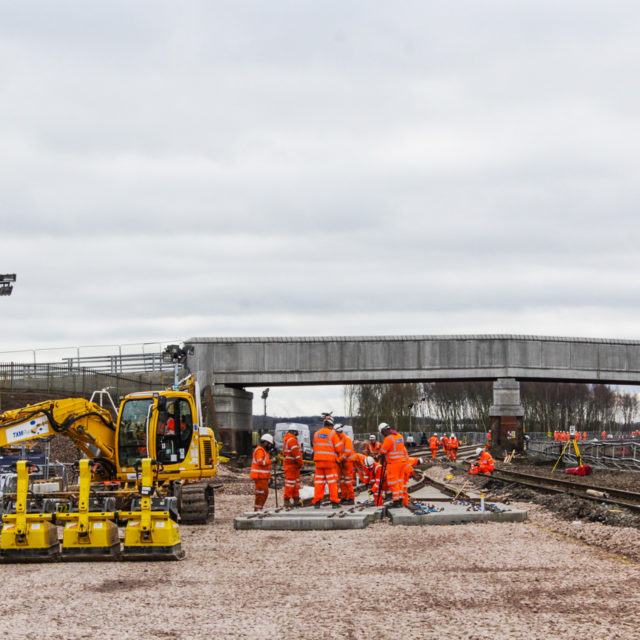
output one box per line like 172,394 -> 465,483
0,398 -> 117,462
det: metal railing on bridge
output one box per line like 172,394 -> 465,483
0,361 -> 172,397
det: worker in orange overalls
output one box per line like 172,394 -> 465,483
448,433 -> 459,461
312,416 -> 344,508
401,456 -> 423,506
379,422 -> 408,507
364,456 -> 389,506
334,423 -> 356,505
428,433 -> 439,459
468,447 -> 495,475
365,434 -> 382,460
441,434 -> 450,460
486,431 -> 492,448
282,427 -> 303,508
352,452 -> 367,485
250,433 -> 274,511
601,430 -> 607,440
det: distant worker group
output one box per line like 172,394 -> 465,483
250,418 -> 492,511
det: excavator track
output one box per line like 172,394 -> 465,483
179,482 -> 215,525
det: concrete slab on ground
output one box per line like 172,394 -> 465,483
233,504 -> 385,530
388,503 -> 528,526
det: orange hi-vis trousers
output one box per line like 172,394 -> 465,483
283,464 -> 301,499
313,461 -> 340,504
385,462 -> 406,503
402,464 -> 415,506
430,446 -> 437,459
339,461 -> 355,501
253,478 -> 269,510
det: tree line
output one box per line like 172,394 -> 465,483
343,382 -> 639,433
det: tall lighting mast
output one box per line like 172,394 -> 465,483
0,274 -> 16,296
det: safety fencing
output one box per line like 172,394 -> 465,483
527,439 -> 640,472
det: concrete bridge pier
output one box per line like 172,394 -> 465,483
200,383 -> 253,455
489,378 -> 525,455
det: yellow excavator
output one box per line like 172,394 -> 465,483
0,375 -> 219,524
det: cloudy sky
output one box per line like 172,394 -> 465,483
1,1 -> 639,415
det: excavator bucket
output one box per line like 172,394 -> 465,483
118,459 -> 185,561
57,460 -> 121,561
0,461 -> 60,562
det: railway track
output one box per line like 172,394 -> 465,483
485,467 -> 640,513
410,443 -> 640,513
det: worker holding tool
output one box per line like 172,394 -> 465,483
282,427 -> 303,507
312,415 -> 344,509
363,456 -> 388,505
251,433 -> 274,511
334,423 -> 356,505
378,422 -> 408,507
448,433 -> 459,460
468,447 -> 495,475
401,456 -> 423,506
428,433 -> 439,459
365,434 -> 382,460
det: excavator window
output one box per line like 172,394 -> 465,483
117,398 -> 153,468
156,399 -> 193,465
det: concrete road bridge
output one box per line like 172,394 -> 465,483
186,334 -> 640,453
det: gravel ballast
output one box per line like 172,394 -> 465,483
0,480 -> 639,639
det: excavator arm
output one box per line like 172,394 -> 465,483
0,398 -> 117,464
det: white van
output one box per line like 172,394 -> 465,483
274,423 -> 312,458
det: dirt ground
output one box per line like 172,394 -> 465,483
0,464 -> 639,640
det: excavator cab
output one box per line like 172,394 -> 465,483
115,390 -> 217,484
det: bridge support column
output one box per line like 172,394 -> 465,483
489,378 -> 525,455
204,385 -> 253,456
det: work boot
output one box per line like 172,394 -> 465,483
345,499 -> 355,505
313,502 -> 321,509
332,502 -> 341,509
284,498 -> 291,507
392,500 -> 403,508
293,498 -> 302,508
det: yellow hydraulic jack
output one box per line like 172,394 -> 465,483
57,459 -> 120,561
0,460 -> 60,562
118,458 -> 184,561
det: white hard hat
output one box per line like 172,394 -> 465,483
364,456 -> 375,468
323,416 -> 334,426
378,422 -> 390,434
333,423 -> 344,432
433,433 -> 437,437
450,433 -> 455,438
369,435 -> 376,441
475,447 -> 482,456
260,433 -> 274,445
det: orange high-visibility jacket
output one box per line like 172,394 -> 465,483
250,445 -> 272,479
380,432 -> 408,464
428,436 -> 439,449
449,437 -> 458,449
313,427 -> 344,462
441,436 -> 450,449
365,441 -> 382,457
283,433 -> 303,467
369,463 -> 390,495
353,452 -> 366,472
339,434 -> 355,463
478,449 -> 494,471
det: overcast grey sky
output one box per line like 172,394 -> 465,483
2,1 -> 639,416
